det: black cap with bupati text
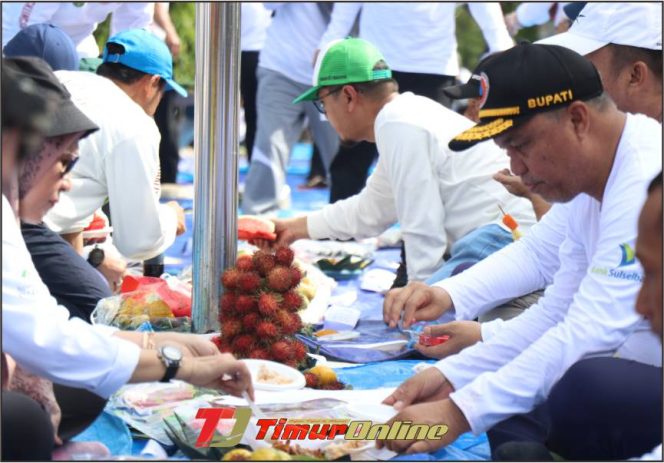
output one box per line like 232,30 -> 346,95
447,42 -> 603,152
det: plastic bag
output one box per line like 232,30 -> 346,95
91,276 -> 192,332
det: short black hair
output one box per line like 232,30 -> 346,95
96,43 -> 150,85
609,44 -> 663,81
648,171 -> 662,194
323,60 -> 398,100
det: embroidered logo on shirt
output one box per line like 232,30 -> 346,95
590,243 -> 643,282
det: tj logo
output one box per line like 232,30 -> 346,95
618,243 -> 636,267
195,407 -> 252,448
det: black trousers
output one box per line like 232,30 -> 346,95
2,391 -> 55,461
241,50 -> 260,161
488,357 -> 663,460
155,90 -> 182,184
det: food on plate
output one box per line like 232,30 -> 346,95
249,448 -> 293,461
323,440 -> 371,460
314,329 -> 338,337
221,449 -> 253,461
272,441 -> 323,459
238,215 -> 277,241
257,365 -> 294,385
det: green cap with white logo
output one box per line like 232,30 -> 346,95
292,37 -> 392,104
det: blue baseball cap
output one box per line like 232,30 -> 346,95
4,23 -> 79,71
102,28 -> 187,97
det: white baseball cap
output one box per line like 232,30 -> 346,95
537,3 -> 662,55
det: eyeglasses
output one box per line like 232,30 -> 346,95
61,156 -> 79,177
313,87 -> 343,114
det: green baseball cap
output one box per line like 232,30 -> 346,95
293,37 -> 392,104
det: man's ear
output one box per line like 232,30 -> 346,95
567,100 -> 591,139
628,61 -> 648,88
343,84 -> 359,112
148,74 -> 163,90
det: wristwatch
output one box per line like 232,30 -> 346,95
87,246 -> 105,268
157,345 -> 183,383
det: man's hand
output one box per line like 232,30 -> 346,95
165,31 -> 182,58
250,216 -> 309,250
376,399 -> 470,454
183,354 -> 255,400
157,333 -> 219,357
493,168 -> 532,198
382,367 -> 453,411
415,321 -> 481,359
383,282 -> 453,329
97,255 -> 127,293
167,201 -> 187,236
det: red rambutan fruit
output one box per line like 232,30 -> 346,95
256,320 -> 280,338
285,359 -> 299,369
242,312 -> 259,331
266,267 -> 292,293
236,255 -> 254,272
253,250 -> 277,277
237,271 -> 261,294
290,339 -> 308,361
271,340 -> 292,362
289,267 -> 302,288
275,311 -> 302,335
275,246 -> 295,267
222,319 -> 242,339
232,334 -> 254,354
221,268 -> 241,290
282,290 -> 303,312
220,292 -> 236,312
304,372 -> 318,388
248,347 -> 270,360
235,295 -> 257,314
258,292 -> 280,316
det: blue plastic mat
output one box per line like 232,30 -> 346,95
72,411 -> 133,456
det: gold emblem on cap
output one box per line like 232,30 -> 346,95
454,118 -> 514,142
478,106 -> 520,118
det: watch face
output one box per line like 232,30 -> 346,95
162,345 -> 183,362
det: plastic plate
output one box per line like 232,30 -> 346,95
242,359 -> 306,391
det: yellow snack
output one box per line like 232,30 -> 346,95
250,448 -> 292,461
222,449 -> 253,461
314,329 -> 338,337
308,365 -> 337,386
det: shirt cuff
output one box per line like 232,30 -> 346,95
480,318 -> 506,342
91,335 -> 141,398
306,210 -> 333,240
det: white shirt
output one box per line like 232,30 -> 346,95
241,3 -> 272,52
2,195 -> 140,398
307,92 -> 536,282
318,3 -> 514,76
258,3 -> 329,85
433,114 -> 662,434
45,71 -> 178,261
2,2 -> 154,57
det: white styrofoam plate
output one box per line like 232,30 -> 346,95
243,359 -> 306,391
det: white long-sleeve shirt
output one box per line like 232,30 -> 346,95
1,2 -> 154,57
318,3 -> 513,76
307,92 -> 536,282
433,113 -> 662,434
258,3 -> 329,85
2,195 -> 140,398
45,71 -> 178,261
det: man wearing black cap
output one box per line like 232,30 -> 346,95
378,43 -> 661,457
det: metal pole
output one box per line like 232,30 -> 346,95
192,2 -> 241,333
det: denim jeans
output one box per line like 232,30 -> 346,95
425,223 -> 513,285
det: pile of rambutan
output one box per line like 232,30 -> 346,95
212,246 -> 309,368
